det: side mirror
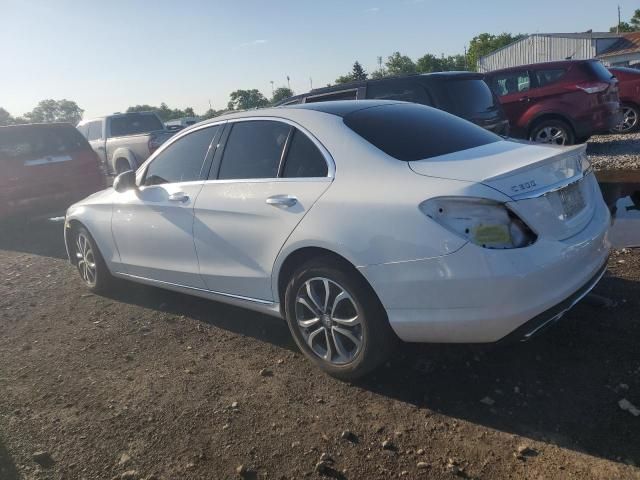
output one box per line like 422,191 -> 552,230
113,170 -> 138,193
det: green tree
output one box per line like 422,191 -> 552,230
271,87 -> 294,104
201,108 -> 224,120
467,33 -> 526,71
24,99 -> 84,124
126,103 -> 197,121
335,61 -> 369,84
385,51 -> 417,76
0,107 -> 14,126
416,53 -> 446,73
227,89 -> 269,110
611,9 -> 640,32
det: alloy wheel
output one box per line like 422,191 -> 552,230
614,106 -> 638,133
76,232 -> 97,286
294,277 -> 363,365
533,126 -> 568,145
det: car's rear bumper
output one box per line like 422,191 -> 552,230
358,196 -> 611,343
0,186 -> 102,221
574,103 -> 622,137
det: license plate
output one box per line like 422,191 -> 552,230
559,182 -> 585,219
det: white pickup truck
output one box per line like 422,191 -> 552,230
77,112 -> 173,176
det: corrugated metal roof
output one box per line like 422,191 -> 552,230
598,32 -> 640,58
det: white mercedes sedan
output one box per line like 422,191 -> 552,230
65,101 -> 610,379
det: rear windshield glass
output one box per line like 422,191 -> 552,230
428,79 -> 497,117
583,61 -> 615,82
343,103 -> 500,161
110,114 -> 164,137
0,126 -> 88,160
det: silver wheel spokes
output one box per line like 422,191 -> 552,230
75,233 -> 96,286
534,126 -> 567,145
616,107 -> 638,132
295,277 -> 363,365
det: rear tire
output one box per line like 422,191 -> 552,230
529,119 -> 575,145
283,256 -> 397,380
72,226 -> 112,293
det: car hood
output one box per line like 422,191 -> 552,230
408,140 -> 587,200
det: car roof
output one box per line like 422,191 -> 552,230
0,122 -> 75,131
197,100 -> 404,126
274,71 -> 483,106
486,59 -> 596,74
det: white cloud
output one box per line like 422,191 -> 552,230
236,39 -> 268,49
365,7 -> 380,13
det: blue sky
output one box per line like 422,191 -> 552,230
0,0 -> 626,118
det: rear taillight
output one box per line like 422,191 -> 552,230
148,135 -> 165,153
575,82 -> 609,94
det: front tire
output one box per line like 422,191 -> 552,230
73,226 -> 112,293
529,119 -> 574,145
284,257 -> 396,380
611,103 -> 640,134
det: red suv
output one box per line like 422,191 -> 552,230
609,67 -> 640,133
0,123 -> 105,221
485,60 -> 621,145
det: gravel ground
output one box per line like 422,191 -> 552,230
588,132 -> 640,171
0,132 -> 638,480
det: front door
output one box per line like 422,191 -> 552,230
193,119 -> 332,301
111,124 -> 221,287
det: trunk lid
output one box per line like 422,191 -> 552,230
409,140 -> 598,240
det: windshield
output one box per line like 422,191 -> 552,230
343,103 -> 500,161
584,61 -> 615,82
429,79 -> 497,117
110,114 -> 164,137
0,125 -> 88,160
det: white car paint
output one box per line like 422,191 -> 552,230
65,101 -> 610,344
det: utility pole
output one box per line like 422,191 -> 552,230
286,76 -> 290,89
270,80 -> 274,96
463,46 -> 467,70
309,77 -> 313,90
618,4 -> 621,33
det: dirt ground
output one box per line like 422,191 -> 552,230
0,218 -> 639,480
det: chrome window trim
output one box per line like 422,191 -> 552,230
213,116 -> 336,181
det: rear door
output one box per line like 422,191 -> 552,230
488,69 -> 533,131
193,119 -> 332,301
111,124 -> 221,287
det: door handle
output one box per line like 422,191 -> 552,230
168,192 -> 189,203
266,195 -> 297,208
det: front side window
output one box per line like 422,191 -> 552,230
143,126 -> 218,186
366,81 -> 431,105
535,69 -> 566,87
217,121 -> 290,180
491,71 -> 530,96
87,121 -> 102,141
282,130 -> 328,178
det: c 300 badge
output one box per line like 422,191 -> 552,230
511,180 -> 537,193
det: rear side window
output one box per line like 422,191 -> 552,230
343,103 -> 500,161
583,61 -> 615,82
366,81 -> 431,105
535,69 -> 566,87
110,114 -> 164,137
218,121 -> 290,179
87,121 -> 102,141
143,126 -> 218,186
0,126 -> 89,160
490,71 -> 530,96
282,130 -> 328,178
305,90 -> 357,103
428,79 -> 497,116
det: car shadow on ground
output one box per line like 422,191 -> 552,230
0,219 -> 67,260
0,437 -> 19,480
103,273 -> 640,466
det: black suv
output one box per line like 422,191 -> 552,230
276,72 -> 510,135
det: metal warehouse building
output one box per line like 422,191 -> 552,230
478,32 -> 636,72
